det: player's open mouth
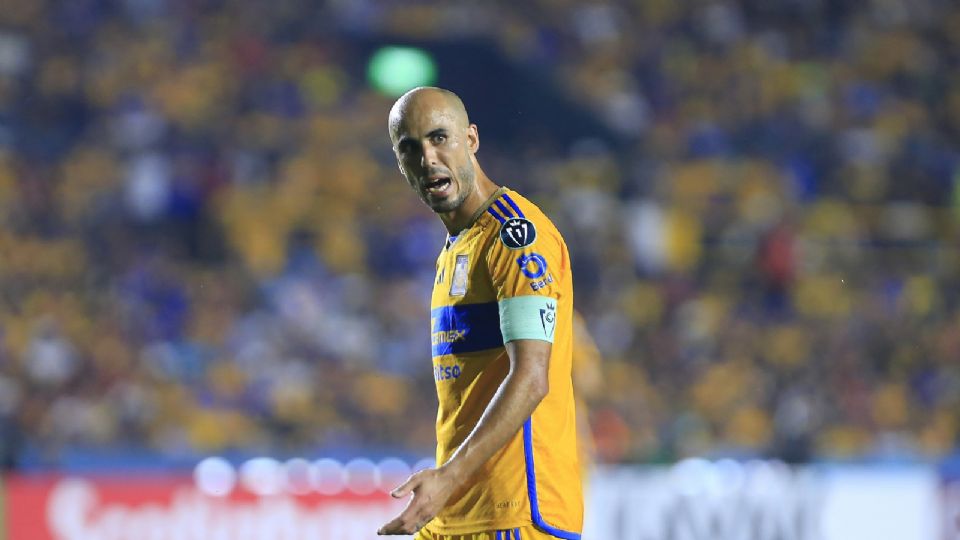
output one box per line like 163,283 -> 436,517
424,177 -> 452,195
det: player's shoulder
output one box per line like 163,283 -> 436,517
486,188 -> 563,250
483,188 -> 563,247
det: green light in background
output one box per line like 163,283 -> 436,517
367,46 -> 437,97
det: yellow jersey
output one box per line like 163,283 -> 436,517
428,188 -> 582,538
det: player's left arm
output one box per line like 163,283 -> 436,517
378,338 -> 549,535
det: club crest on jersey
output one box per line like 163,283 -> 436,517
499,218 -> 537,249
450,254 -> 469,296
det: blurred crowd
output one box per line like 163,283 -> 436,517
0,0 -> 959,470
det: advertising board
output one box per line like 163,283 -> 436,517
0,460 -> 951,540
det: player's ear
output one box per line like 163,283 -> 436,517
393,147 -> 406,175
397,160 -> 416,193
467,124 -> 479,154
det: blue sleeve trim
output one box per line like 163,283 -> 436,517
514,528 -> 521,540
494,199 -> 514,219
487,207 -> 507,224
502,193 -> 525,218
523,419 -> 582,540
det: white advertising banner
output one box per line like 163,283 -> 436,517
584,460 -> 943,540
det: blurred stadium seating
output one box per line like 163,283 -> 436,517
0,0 -> 958,538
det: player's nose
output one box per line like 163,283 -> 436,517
421,144 -> 439,167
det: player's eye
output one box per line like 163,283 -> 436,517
431,133 -> 447,145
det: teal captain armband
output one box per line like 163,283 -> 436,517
498,295 -> 558,343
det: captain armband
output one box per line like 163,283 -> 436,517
498,295 -> 558,344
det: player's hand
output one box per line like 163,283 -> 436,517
377,467 -> 456,535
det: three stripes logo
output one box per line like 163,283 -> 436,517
487,193 -> 538,250
500,218 -> 537,249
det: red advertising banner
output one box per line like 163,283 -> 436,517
3,474 -> 405,540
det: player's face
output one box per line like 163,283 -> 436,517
393,105 -> 479,214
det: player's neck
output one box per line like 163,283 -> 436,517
439,173 -> 500,235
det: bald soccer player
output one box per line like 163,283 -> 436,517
378,87 -> 583,540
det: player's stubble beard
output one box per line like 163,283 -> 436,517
424,162 -> 476,214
